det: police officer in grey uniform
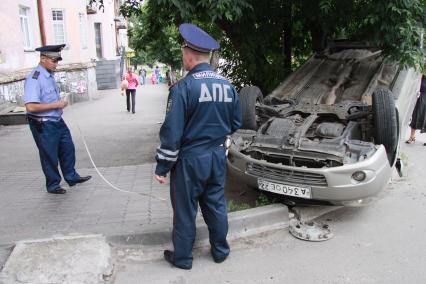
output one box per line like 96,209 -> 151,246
24,44 -> 91,194
154,24 -> 242,269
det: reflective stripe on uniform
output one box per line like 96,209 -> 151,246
156,153 -> 178,162
157,147 -> 179,157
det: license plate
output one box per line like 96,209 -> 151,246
258,179 -> 312,199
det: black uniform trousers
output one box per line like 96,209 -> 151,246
170,147 -> 230,269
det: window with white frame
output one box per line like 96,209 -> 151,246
52,9 -> 66,44
79,13 -> 88,49
19,6 -> 32,49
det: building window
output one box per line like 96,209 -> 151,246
79,13 -> 88,49
52,9 -> 66,44
94,23 -> 103,58
19,6 -> 32,49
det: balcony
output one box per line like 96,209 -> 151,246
86,2 -> 97,14
114,16 -> 127,29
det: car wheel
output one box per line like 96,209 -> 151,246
372,88 -> 398,164
239,86 -> 263,130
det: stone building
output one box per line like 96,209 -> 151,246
0,0 -> 128,123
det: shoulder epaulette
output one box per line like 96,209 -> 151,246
32,71 -> 40,79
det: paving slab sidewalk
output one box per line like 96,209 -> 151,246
0,86 -> 173,251
0,164 -> 172,246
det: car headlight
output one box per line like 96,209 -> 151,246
352,171 -> 366,182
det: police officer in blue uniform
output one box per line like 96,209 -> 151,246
154,24 -> 242,269
24,44 -> 91,194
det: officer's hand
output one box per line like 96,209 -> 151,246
57,101 -> 68,109
155,175 -> 167,184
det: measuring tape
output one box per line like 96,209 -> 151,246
73,117 -> 167,202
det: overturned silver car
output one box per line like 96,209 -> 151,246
228,44 -> 421,205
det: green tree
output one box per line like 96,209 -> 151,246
93,0 -> 426,94
127,4 -> 183,69
129,50 -> 152,68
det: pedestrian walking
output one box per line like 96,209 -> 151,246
154,23 -> 242,270
24,44 -> 91,194
154,66 -> 160,80
123,67 -> 139,113
406,75 -> 426,144
139,68 -> 146,85
150,72 -> 157,84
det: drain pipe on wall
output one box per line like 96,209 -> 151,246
37,0 -> 46,46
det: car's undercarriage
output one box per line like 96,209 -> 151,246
228,44 -> 421,204
233,46 -> 402,169
233,100 -> 376,169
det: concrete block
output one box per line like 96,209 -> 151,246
0,235 -> 113,284
96,67 -> 116,73
98,83 -> 118,90
96,77 -> 118,83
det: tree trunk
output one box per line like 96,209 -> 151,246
210,51 -> 220,71
310,23 -> 327,53
218,21 -> 270,91
283,0 -> 293,73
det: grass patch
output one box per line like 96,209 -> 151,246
227,193 -> 276,212
227,200 -> 251,212
255,193 -> 276,207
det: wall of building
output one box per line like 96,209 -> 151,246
0,0 -> 102,111
0,0 -> 42,73
87,0 -> 120,60
41,0 -> 92,64
0,0 -> 129,109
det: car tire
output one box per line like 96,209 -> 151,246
372,88 -> 398,164
239,86 -> 263,130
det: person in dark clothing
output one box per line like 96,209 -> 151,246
406,75 -> 426,145
154,23 -> 242,270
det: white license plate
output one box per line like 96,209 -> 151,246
258,179 -> 312,199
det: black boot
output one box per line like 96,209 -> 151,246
163,250 -> 192,270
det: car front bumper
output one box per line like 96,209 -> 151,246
227,145 -> 392,205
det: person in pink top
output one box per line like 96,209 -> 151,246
151,72 -> 157,84
123,67 -> 139,113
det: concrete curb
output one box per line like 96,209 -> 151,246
108,203 -> 338,248
0,245 -> 14,272
107,204 -> 289,247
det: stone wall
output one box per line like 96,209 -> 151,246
54,68 -> 90,104
0,62 -> 97,112
0,80 -> 25,112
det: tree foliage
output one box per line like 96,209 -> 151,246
128,7 -> 182,69
94,0 -> 426,94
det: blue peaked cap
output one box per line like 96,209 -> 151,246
179,23 -> 220,53
35,44 -> 66,60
